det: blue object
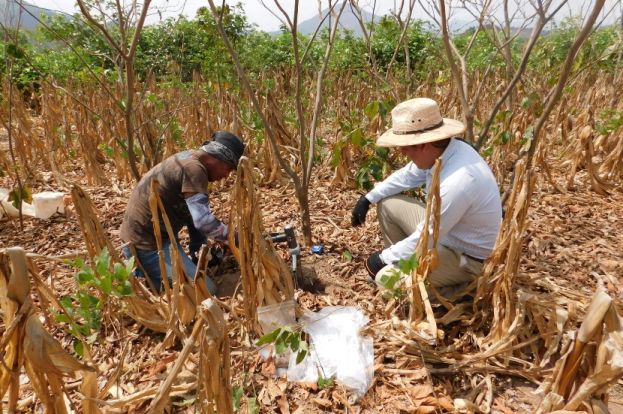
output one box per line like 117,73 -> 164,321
311,245 -> 324,254
121,240 -> 217,294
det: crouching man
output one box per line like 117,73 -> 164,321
120,131 -> 245,295
351,98 -> 502,297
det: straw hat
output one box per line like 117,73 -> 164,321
376,98 -> 465,147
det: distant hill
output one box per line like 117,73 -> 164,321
271,4 -> 488,36
0,0 -> 70,31
271,3 -> 376,36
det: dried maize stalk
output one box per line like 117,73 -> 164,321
537,288 -> 623,412
229,156 -> 294,333
71,185 -> 120,263
0,247 -> 94,413
198,298 -> 232,414
146,299 -> 232,414
147,180 -> 197,336
409,158 -> 442,343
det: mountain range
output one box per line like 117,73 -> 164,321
0,0 -> 70,30
0,0 -> 526,37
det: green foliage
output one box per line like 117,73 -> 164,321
397,253 -> 419,275
34,14 -> 115,82
597,110 -> 623,135
453,28 -> 513,71
8,185 -> 32,209
369,17 -> 439,77
317,375 -> 334,390
257,326 -> 309,364
527,17 -> 621,76
532,17 -> 580,71
232,386 -> 244,410
354,150 -> 390,191
378,253 -> 419,299
137,5 -> 250,82
0,30 -> 40,88
247,396 -> 260,414
328,29 -> 367,71
342,250 -> 353,262
55,248 -> 134,356
336,98 -> 395,191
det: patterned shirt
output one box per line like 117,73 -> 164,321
120,150 -> 212,250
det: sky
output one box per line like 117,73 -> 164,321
35,0 -> 391,31
32,0 -> 622,32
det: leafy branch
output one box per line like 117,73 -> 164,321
54,248 -> 134,356
257,326 -> 309,364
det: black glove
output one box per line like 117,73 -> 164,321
365,251 -> 385,278
351,196 -> 371,226
207,245 -> 225,268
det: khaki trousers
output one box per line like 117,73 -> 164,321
377,195 -> 483,294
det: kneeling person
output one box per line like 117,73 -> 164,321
351,98 -> 502,296
120,131 -> 245,295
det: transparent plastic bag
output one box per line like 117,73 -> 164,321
287,306 -> 374,400
257,300 -> 297,374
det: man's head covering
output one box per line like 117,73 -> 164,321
200,131 -> 245,168
376,98 -> 465,147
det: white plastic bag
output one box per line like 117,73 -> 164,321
32,191 -> 65,219
287,306 -> 374,400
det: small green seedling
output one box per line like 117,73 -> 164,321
317,375 -> 334,390
378,253 -> 419,299
257,326 -> 309,364
55,248 -> 134,356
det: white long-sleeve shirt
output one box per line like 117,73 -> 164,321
365,138 -> 502,264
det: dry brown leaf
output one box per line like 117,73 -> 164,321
410,384 -> 434,400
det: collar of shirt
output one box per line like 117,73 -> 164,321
424,137 -> 460,187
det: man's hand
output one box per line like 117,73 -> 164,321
351,195 -> 371,226
365,251 -> 385,278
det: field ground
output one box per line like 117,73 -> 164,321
1,127 -> 623,412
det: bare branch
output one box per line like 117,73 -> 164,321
527,0 -> 606,165
258,0 -> 287,29
205,0 -> 299,183
306,1 -> 348,186
76,0 -> 125,57
385,0 -> 416,78
301,1 -> 340,64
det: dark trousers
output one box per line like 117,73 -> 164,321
187,221 -> 207,263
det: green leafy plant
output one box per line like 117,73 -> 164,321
342,250 -> 353,262
317,375 -> 334,390
378,253 -> 419,299
247,396 -> 260,414
55,248 -> 134,356
257,326 -> 309,364
354,149 -> 390,191
597,110 -> 623,135
8,186 -> 32,209
232,386 -> 244,410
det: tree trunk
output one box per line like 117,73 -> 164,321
295,185 -> 313,247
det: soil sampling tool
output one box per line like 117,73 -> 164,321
269,224 -> 302,281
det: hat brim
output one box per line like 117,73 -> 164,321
376,118 -> 465,147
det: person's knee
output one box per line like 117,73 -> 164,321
377,195 -> 405,223
377,196 -> 393,220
